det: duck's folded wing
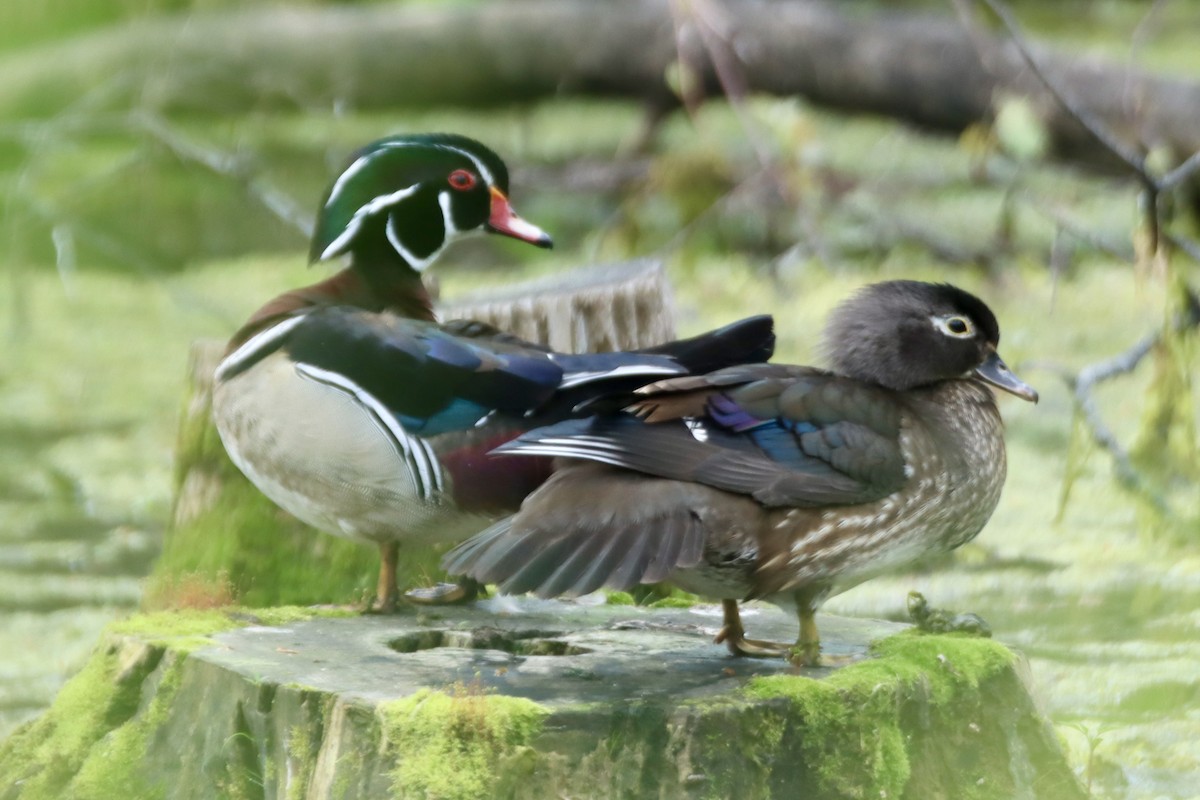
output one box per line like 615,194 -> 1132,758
219,308 -> 566,436
492,373 -> 909,508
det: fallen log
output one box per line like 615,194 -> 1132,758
2,1 -> 1197,175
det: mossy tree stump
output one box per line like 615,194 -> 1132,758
0,602 -> 1084,799
149,260 -> 675,608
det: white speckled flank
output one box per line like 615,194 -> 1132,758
782,383 -> 1004,588
672,380 -> 1007,603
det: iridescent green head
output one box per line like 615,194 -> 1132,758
309,133 -> 552,270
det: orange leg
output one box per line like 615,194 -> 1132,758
792,602 -> 822,667
371,541 -> 401,613
713,599 -> 790,658
788,588 -> 856,668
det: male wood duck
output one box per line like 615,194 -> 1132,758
444,280 -> 1038,665
211,133 -> 775,611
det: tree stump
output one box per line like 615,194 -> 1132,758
0,602 -> 1086,799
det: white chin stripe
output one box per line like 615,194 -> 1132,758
386,213 -> 444,272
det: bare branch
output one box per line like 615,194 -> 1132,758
976,0 -> 1149,181
668,0 -> 782,181
1070,361 -> 1170,514
1020,194 -> 1135,263
132,112 -> 313,237
1164,231 -> 1200,263
1046,283 -> 1200,515
1159,150 -> 1200,193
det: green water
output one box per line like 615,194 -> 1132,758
2,0 -> 1199,789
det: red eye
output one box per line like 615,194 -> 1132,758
448,169 -> 477,191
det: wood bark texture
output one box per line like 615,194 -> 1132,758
3,1 -> 1197,172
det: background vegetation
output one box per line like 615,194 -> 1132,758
0,1 -> 1197,797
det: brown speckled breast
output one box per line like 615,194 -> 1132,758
672,380 -> 1006,602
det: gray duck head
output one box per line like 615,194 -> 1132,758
822,280 -> 1037,401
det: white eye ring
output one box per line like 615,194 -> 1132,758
932,315 -> 975,338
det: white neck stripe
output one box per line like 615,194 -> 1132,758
319,184 -> 419,261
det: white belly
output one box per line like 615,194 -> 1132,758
212,353 -> 491,545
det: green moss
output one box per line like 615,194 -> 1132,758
105,606 -> 348,653
377,686 -> 549,800
0,606 -> 357,797
108,608 -> 243,642
3,632 -> 146,792
0,637 -> 162,798
156,378 -> 446,607
66,658 -> 187,800
251,605 -> 356,626
285,723 -> 314,800
745,632 -> 1016,799
837,631 -> 1015,703
676,696 -> 791,800
600,586 -> 699,608
647,594 -> 701,609
153,470 -> 388,608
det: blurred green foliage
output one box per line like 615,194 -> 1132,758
0,0 -> 483,55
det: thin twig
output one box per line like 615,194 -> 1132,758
1032,337 -> 1166,512
1159,150 -> 1200,193
977,0 -> 1149,180
1164,231 -> 1200,263
971,0 -> 1200,265
1123,0 -> 1169,160
1129,0 -> 1170,55
1021,194 -> 1135,263
665,0 -> 829,266
133,112 -> 313,237
1043,284 -> 1200,514
840,198 -> 996,268
680,0 -> 774,170
651,165 -> 771,257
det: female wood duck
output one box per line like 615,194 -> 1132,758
444,280 -> 1038,666
212,133 -> 775,612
